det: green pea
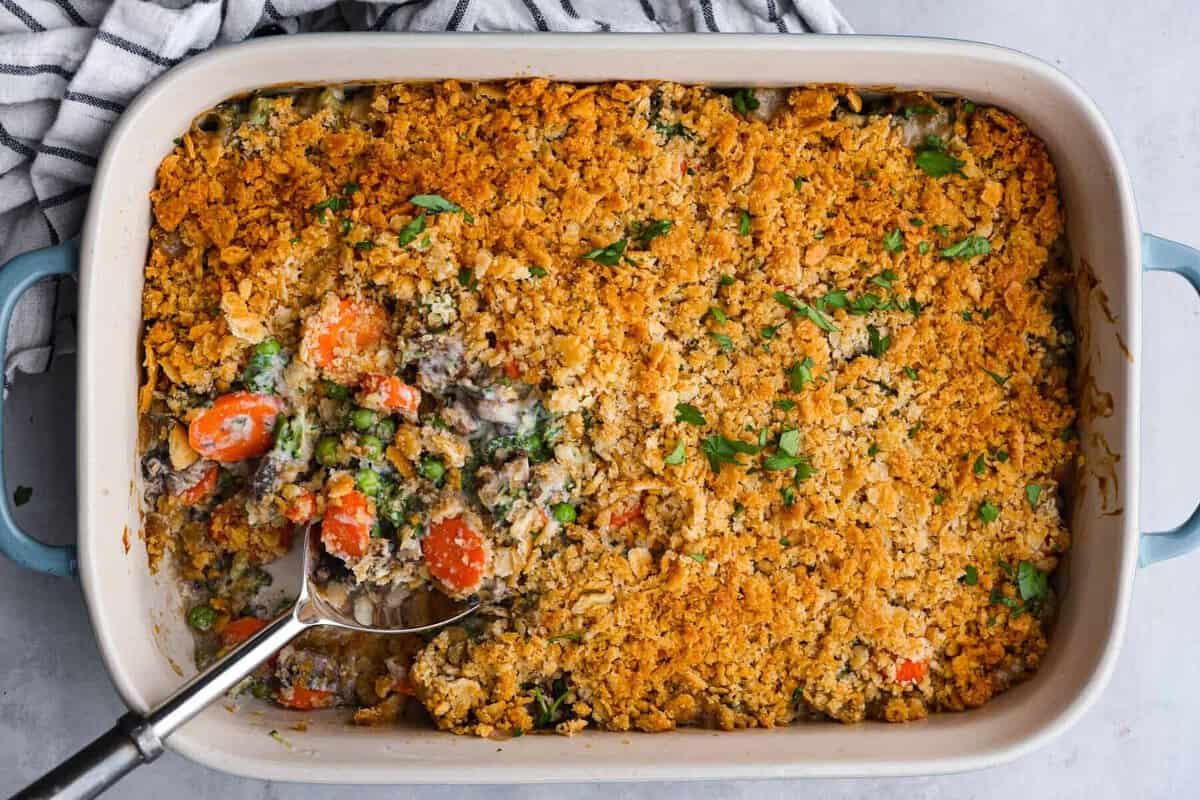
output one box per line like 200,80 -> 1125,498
356,469 -> 381,496
360,435 -> 383,459
187,605 -> 217,632
255,337 -> 281,357
418,456 -> 445,484
315,436 -> 340,466
351,408 -> 377,431
373,417 -> 396,441
551,503 -> 577,524
321,380 -> 349,400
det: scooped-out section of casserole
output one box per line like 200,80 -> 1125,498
138,79 -> 1076,735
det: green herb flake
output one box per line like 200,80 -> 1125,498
13,485 -> 32,506
793,176 -> 807,191
688,552 -> 707,563
738,209 -> 751,236
632,218 -> 673,245
1017,560 -> 1049,602
761,325 -> 779,340
731,88 -> 760,116
707,306 -> 728,325
664,440 -> 686,466
457,267 -> 477,290
871,269 -> 898,290
915,149 -> 966,178
960,565 -> 979,586
908,423 -> 923,438
795,459 -> 817,482
1025,483 -> 1043,509
933,492 -> 946,505
982,368 -> 1009,388
978,500 -> 1000,524
867,325 -> 892,357
780,488 -> 795,507
583,238 -> 629,267
398,212 -> 426,246
410,194 -> 462,214
764,453 -> 808,471
773,399 -> 797,411
652,120 -> 695,141
709,332 -> 734,352
353,240 -> 374,251
719,274 -> 736,286
909,217 -> 925,227
918,241 -> 931,254
883,228 -> 903,253
778,429 -> 801,457
675,403 -> 706,426
973,454 -> 987,475
867,442 -> 880,457
529,266 -> 548,278
820,290 -> 849,310
903,366 -> 919,380
903,105 -> 936,118
549,633 -> 583,644
787,357 -> 814,392
700,434 -> 759,472
942,236 -> 992,260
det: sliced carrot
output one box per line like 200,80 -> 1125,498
276,685 -> 336,710
177,464 -> 219,506
357,374 -> 420,416
322,489 -> 374,560
502,359 -> 522,380
221,616 -> 268,647
896,659 -> 928,684
188,392 -> 282,463
422,516 -> 488,594
283,490 -> 317,524
302,297 -> 386,380
610,496 -> 644,528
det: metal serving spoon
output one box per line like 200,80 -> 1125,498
14,524 -> 479,800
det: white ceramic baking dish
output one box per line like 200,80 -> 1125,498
2,33 -> 1200,783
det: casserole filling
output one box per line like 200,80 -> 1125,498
139,80 -> 1076,734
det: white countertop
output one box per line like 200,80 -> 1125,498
3,1 -> 1199,796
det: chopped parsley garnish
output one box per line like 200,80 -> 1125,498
731,88 -> 760,116
793,176 -> 807,191
908,423 -> 923,438
961,310 -> 974,322
973,454 -> 987,475
903,366 -> 918,380
903,105 -> 936,118
310,195 -> 349,219
398,212 -> 426,246
1017,560 -> 1049,603
353,240 -> 374,250
675,403 -> 706,426
871,269 -> 898,290
933,492 -> 946,505
867,325 -> 891,357
719,274 -> 736,286
773,399 -> 797,411
457,267 -> 477,290
530,686 -> 570,728
883,229 -> 903,253
780,487 -> 795,507
652,120 -> 695,141
813,230 -> 825,240
13,486 -> 31,507
549,633 -> 583,644
632,218 -> 672,245
664,440 -> 686,465
795,459 -> 817,481
1025,483 -> 1043,508
583,238 -> 630,266
688,552 -> 707,563
933,224 -> 950,236
410,193 -> 462,214
909,217 -> 925,227
914,135 -> 966,177
867,443 -> 880,457
700,434 -> 759,472
774,291 -> 837,332
918,241 -> 931,254
778,429 -> 801,457
983,368 -> 1009,387
738,209 -> 751,236
707,306 -> 728,325
340,218 -> 352,235
818,290 -> 848,310
529,266 -> 548,278
960,565 -> 979,585
941,236 -> 992,260
761,325 -> 778,340
787,357 -> 814,392
848,293 -> 884,315
764,453 -> 809,471
978,500 -> 1000,524
709,332 -> 734,352
341,181 -> 359,195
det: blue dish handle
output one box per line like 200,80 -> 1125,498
1140,233 -> 1200,567
0,240 -> 79,577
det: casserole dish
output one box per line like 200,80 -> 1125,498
1,33 -> 1199,782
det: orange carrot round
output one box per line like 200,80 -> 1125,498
502,359 -> 522,380
358,374 -> 420,416
322,489 -> 374,560
303,297 -> 386,379
422,516 -> 487,594
177,464 -> 219,506
610,496 -> 644,528
221,616 -> 268,647
188,392 -> 282,463
276,685 -> 336,710
896,659 -> 928,684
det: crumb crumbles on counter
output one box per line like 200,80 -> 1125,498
138,79 -> 1077,736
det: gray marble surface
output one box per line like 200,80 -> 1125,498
4,1 -> 1200,796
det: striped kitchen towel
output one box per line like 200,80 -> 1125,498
0,0 -> 851,377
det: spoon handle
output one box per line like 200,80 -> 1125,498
14,611 -> 309,800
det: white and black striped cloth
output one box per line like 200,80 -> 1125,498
0,0 -> 850,377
